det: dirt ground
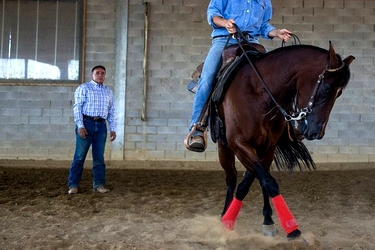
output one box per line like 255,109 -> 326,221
0,160 -> 375,250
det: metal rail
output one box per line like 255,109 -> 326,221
141,2 -> 149,121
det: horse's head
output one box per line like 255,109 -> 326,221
297,42 -> 355,140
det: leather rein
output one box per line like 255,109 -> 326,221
230,24 -> 345,122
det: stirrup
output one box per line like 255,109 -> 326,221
184,123 -> 208,153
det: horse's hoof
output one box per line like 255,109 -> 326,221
262,224 -> 277,237
221,219 -> 235,230
287,229 -> 302,240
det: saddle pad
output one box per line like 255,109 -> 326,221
211,51 -> 260,103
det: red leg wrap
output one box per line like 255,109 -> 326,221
271,194 -> 298,234
221,198 -> 243,230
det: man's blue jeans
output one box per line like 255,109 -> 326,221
68,118 -> 107,190
189,36 -> 259,130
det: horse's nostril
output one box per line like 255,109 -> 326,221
303,132 -> 316,140
311,134 -> 319,140
307,133 -> 323,140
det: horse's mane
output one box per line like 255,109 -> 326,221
266,44 -> 329,56
259,44 -> 349,90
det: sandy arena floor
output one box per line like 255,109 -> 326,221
0,160 -> 374,249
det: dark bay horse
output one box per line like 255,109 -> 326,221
208,42 -> 355,239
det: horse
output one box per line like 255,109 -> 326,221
188,40 -> 355,240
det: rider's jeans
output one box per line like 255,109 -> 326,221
189,36 -> 258,131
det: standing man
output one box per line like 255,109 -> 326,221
68,65 -> 116,194
187,0 -> 292,152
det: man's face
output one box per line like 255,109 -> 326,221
92,68 -> 106,84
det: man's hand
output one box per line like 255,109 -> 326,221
110,131 -> 116,141
277,29 -> 292,42
269,28 -> 292,42
78,127 -> 87,139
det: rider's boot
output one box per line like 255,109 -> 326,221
189,130 -> 204,151
184,122 -> 208,153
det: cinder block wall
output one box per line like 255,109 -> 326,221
1,0 -> 374,166
125,0 -> 374,163
0,0 -> 117,160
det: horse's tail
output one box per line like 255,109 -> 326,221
273,123 -> 316,171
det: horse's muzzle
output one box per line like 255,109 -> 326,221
298,120 -> 325,140
304,132 -> 324,140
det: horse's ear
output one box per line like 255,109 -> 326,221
344,55 -> 355,66
329,41 -> 355,67
328,41 -> 340,68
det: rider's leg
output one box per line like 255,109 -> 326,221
189,37 -> 241,150
189,37 -> 226,130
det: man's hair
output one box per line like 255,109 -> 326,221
91,65 -> 106,73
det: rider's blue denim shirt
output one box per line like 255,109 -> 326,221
207,0 -> 276,40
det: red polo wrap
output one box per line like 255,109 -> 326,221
221,198 -> 243,230
272,194 -> 298,234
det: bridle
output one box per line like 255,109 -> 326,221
288,62 -> 345,122
230,24 -> 346,123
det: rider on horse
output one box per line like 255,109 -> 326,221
187,0 -> 292,152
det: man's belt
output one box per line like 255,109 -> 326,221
83,114 -> 105,122
213,31 -> 252,40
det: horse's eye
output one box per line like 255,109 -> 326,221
323,84 -> 331,93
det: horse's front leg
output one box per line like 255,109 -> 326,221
255,164 -> 301,239
236,170 -> 277,237
235,170 -> 255,201
261,185 -> 277,236
220,170 -> 256,230
218,143 -> 237,217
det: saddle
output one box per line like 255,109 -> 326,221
187,42 -> 266,93
185,42 -> 266,151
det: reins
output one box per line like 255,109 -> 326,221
230,24 -> 292,120
230,24 -> 345,122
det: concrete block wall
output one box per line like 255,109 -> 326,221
1,0 -> 375,167
125,0 -> 206,160
0,85 -> 76,160
0,0 -> 117,161
125,0 -> 375,164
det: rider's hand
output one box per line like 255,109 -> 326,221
213,16 -> 237,34
276,29 -> 292,42
225,19 -> 236,34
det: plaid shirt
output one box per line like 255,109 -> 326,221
73,80 -> 116,132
